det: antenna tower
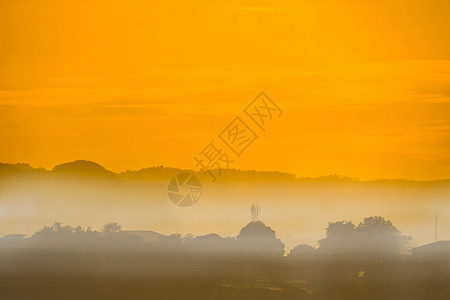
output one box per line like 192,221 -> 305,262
251,204 -> 261,222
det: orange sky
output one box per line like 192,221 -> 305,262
1,0 -> 450,180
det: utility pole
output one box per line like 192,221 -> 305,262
435,213 -> 437,242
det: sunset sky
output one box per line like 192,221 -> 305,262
1,0 -> 450,180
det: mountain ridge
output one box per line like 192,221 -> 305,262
1,160 -> 449,184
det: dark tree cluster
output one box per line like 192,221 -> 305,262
288,216 -> 411,262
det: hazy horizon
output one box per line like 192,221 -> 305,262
1,160 -> 448,251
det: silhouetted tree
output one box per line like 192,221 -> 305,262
184,233 -> 236,253
30,222 -> 102,249
103,222 -> 121,234
236,221 -> 284,256
319,216 -> 411,260
357,216 -> 411,259
319,221 -> 357,257
289,244 -> 317,260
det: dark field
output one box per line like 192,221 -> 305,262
1,252 -> 448,300
0,229 -> 448,300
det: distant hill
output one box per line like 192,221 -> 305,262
0,163 -> 42,177
120,166 -> 188,181
120,167 -> 297,182
52,160 -> 116,178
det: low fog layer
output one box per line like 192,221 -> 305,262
0,161 -> 449,251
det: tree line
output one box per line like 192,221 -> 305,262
0,216 -> 411,260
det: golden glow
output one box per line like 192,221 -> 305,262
1,0 -> 450,180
